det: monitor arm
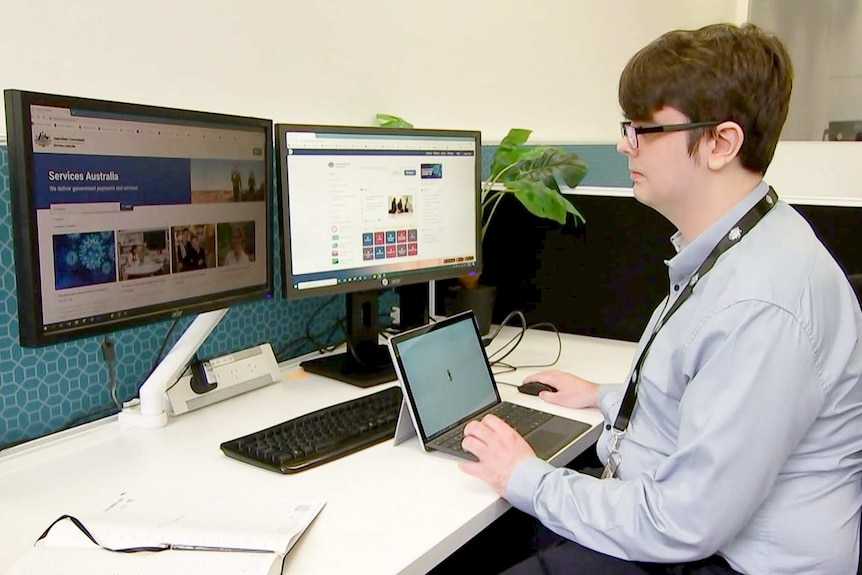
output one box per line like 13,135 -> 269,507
118,308 -> 228,428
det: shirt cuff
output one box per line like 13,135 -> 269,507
506,456 -> 556,515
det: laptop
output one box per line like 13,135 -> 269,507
387,310 -> 591,461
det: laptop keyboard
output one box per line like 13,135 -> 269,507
436,402 -> 554,455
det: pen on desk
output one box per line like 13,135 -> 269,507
167,543 -> 274,553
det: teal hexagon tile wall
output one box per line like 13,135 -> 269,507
0,144 -> 345,450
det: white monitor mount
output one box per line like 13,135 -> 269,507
118,308 -> 228,428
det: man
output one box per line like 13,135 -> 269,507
460,23 -> 862,574
183,233 -> 207,270
175,227 -> 189,272
247,170 -> 256,198
231,164 -> 242,201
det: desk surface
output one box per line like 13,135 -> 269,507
0,328 -> 635,574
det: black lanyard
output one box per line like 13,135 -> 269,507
611,187 -> 778,435
37,514 -> 275,554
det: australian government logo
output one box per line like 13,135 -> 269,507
34,131 -> 52,148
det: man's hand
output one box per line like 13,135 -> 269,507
522,370 -> 599,409
458,414 -> 536,495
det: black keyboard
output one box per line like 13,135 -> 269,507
220,386 -> 403,474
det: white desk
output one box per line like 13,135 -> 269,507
0,328 -> 635,574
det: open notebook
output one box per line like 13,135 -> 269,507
8,493 -> 324,575
387,311 -> 590,460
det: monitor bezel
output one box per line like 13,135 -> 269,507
4,89 -> 275,347
275,122 -> 482,300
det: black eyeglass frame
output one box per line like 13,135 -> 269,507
620,120 -> 720,149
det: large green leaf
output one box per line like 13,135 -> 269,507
504,179 -> 585,225
511,147 -> 589,190
375,114 -> 413,128
485,139 -> 588,236
489,128 -> 532,180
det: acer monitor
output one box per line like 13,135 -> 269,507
276,124 -> 481,387
4,90 -> 274,350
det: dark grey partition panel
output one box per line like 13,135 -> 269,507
470,192 -> 862,343
792,203 -> 862,276
479,192 -> 674,342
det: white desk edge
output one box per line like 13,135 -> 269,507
0,328 -> 636,575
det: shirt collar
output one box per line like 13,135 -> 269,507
665,181 -> 771,279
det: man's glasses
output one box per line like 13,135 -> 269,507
620,120 -> 720,149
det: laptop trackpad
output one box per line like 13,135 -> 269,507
527,418 -> 590,459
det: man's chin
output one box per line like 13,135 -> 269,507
631,182 -> 649,205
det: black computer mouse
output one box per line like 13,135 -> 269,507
517,382 -> 557,396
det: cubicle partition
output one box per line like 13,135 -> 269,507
793,202 -> 862,276
470,188 -> 862,343
480,190 -> 672,342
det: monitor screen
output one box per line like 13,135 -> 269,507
4,90 -> 274,347
276,124 -> 481,387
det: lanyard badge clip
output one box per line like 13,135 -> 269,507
601,427 -> 625,479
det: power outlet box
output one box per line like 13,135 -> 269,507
166,343 -> 281,416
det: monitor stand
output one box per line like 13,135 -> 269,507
300,290 -> 396,388
395,282 -> 429,332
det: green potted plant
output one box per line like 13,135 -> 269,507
451,127 -> 588,333
376,115 -> 589,332
470,127 -> 587,281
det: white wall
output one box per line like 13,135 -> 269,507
764,142 -> 862,204
748,0 -> 862,141
737,0 -> 862,203
0,0 -> 736,144
3,0 -> 858,201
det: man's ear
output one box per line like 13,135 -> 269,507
706,121 -> 744,171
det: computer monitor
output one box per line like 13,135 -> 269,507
276,124 -> 481,387
3,90 -> 274,348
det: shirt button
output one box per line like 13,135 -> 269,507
605,424 -> 611,431
673,284 -> 680,292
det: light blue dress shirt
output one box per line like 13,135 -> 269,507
506,182 -> 862,574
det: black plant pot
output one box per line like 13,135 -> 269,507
444,285 -> 497,335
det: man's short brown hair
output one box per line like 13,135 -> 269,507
619,23 -> 793,174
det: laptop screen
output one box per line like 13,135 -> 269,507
390,312 -> 499,439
